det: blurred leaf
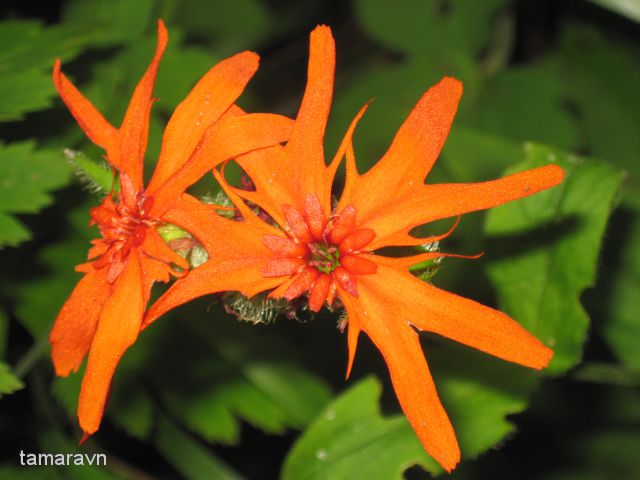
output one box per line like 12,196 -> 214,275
0,362 -> 24,398
13,204 -> 91,336
282,376 -> 437,480
559,24 -> 640,206
152,316 -> 332,445
587,0 -> 640,23
0,142 -> 72,248
355,0 -> 508,58
485,144 -> 623,373
62,0 -> 154,46
155,415 -> 244,480
466,61 -> 581,150
428,344 -> 541,462
162,0 -> 273,53
602,210 -> 640,371
0,20 -> 99,122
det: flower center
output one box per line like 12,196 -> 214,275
309,241 -> 340,274
261,193 -> 378,312
88,190 -> 157,282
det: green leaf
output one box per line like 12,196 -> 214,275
154,415 -> 244,480
62,0 -> 155,46
0,20 -> 100,121
13,204 -> 91,337
0,362 -> 24,398
0,142 -> 72,248
284,342 -> 542,479
355,0 -> 508,58
465,61 -> 581,151
282,376 -> 436,480
151,315 -> 333,445
601,209 -> 640,371
485,143 -> 623,373
163,0 -> 274,53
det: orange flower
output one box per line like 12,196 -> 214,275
145,26 -> 564,471
49,20 -> 292,438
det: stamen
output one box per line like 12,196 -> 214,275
282,204 -> 313,243
339,228 -> 376,253
327,205 -> 356,244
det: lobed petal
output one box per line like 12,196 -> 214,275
117,20 -> 168,190
365,164 -> 565,250
77,251 -> 145,435
50,267 -> 111,376
150,113 -> 293,216
148,51 -> 260,193
233,26 -> 337,223
338,282 -> 460,472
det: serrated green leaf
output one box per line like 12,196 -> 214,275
282,376 -> 436,480
284,342 -> 541,479
0,20 -> 101,121
485,143 -> 623,373
0,142 -> 72,248
0,362 -> 24,398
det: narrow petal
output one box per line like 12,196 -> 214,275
308,273 -> 331,312
148,51 -> 260,192
367,261 -> 554,369
365,164 -> 565,250
233,26 -> 337,222
338,283 -> 460,472
150,113 -> 293,216
144,194 -> 285,327
78,252 -> 145,435
49,267 -> 111,376
338,77 -> 462,224
117,20 -> 168,190
52,60 -> 118,165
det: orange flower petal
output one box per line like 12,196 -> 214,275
52,60 -> 118,166
365,164 -> 565,250
144,195 -> 284,328
368,261 -> 554,370
233,26 -> 337,222
337,77 -> 462,229
49,267 -> 111,376
147,51 -> 260,193
308,273 -> 331,312
117,20 -> 168,190
78,251 -> 145,435
150,113 -> 293,215
338,282 -> 460,472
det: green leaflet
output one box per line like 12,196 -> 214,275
0,19 -> 100,122
0,362 -> 24,398
282,377 -> 437,480
0,142 -> 72,248
283,345 -> 540,479
485,143 -> 623,374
